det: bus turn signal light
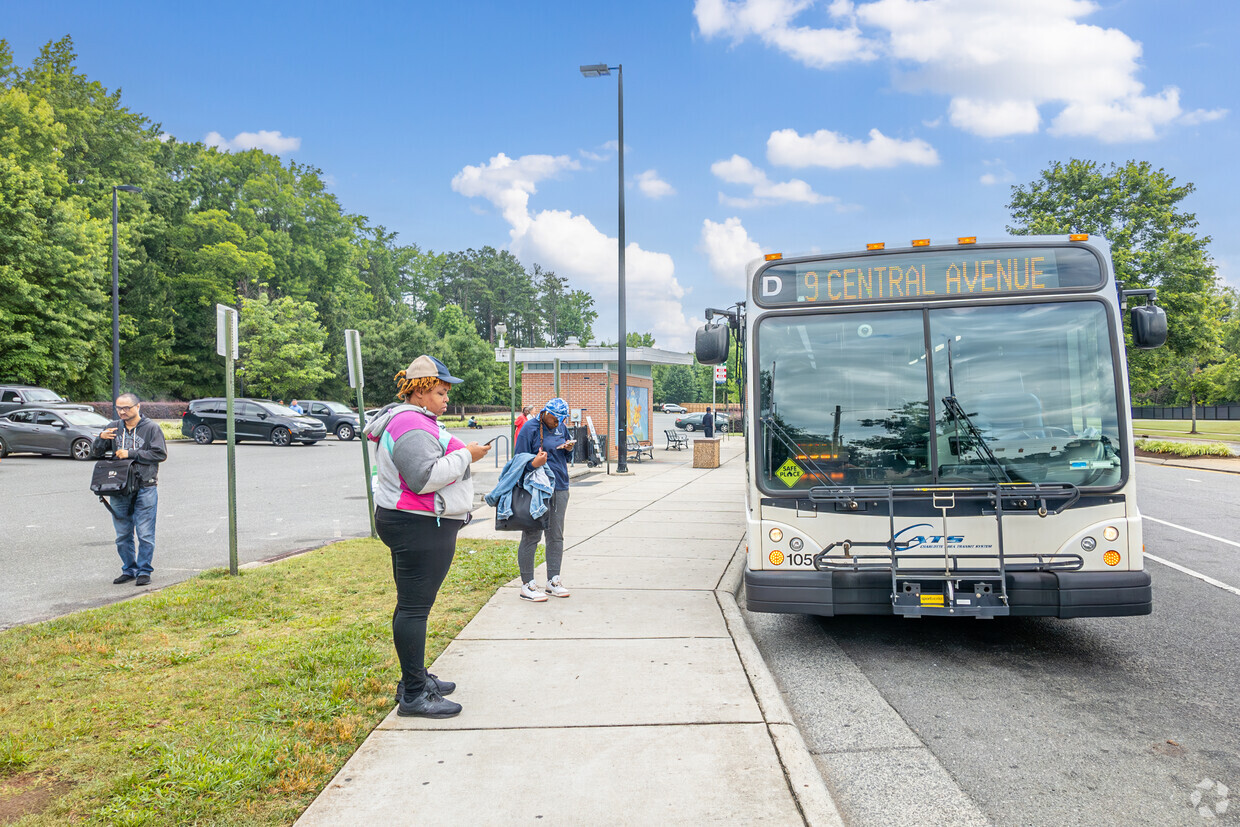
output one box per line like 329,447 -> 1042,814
1104,550 -> 1121,567
867,242 -> 885,251
769,550 -> 785,566
765,253 -> 782,261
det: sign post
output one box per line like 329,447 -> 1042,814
216,304 -> 239,575
714,365 -> 727,433
345,329 -> 377,539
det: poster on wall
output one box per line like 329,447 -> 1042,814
615,384 -> 650,443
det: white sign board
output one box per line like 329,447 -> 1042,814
345,329 -> 363,389
714,365 -> 728,385
216,304 -> 239,360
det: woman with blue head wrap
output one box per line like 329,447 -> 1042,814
512,397 -> 576,601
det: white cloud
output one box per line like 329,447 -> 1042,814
204,129 -> 301,154
636,169 -> 676,199
700,217 -> 763,287
696,0 -> 1221,142
767,127 -> 938,168
711,154 -> 833,206
452,153 -> 698,349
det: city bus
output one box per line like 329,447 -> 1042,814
696,234 -> 1167,618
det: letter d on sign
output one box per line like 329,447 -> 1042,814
762,274 -> 783,297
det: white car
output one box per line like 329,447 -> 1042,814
661,403 -> 687,414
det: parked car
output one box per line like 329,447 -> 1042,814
661,403 -> 688,414
674,412 -> 729,433
0,406 -> 110,459
181,398 -> 328,446
0,384 -> 75,416
299,400 -> 361,440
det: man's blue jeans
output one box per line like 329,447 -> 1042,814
109,486 -> 158,576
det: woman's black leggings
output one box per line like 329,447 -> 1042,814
375,507 -> 460,695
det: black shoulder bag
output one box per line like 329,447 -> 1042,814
90,426 -> 139,517
495,421 -> 551,532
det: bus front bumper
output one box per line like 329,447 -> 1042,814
744,569 -> 1152,618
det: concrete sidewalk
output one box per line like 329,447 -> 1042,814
297,437 -> 842,826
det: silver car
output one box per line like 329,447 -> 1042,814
0,406 -> 111,460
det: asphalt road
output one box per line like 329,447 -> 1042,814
744,462 -> 1240,826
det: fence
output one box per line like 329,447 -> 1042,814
1132,405 -> 1240,420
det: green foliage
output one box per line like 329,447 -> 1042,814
654,363 -> 697,404
1008,159 -> 1225,401
239,293 -> 332,399
1135,439 -> 1234,457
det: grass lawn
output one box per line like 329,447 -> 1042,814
0,536 -> 527,825
1131,418 -> 1240,443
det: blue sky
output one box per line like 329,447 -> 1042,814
6,0 -> 1237,350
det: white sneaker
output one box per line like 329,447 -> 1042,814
545,576 -> 571,598
520,580 -> 548,602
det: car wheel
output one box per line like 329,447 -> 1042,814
336,423 -> 355,441
71,438 -> 93,460
193,425 -> 214,445
270,426 -> 292,447
0,436 -> 8,458
719,424 -> 728,433
684,423 -> 695,431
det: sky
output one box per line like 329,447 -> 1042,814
5,0 -> 1237,351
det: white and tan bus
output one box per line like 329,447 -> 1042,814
697,234 -> 1167,618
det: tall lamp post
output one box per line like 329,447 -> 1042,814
112,184 -> 142,414
580,62 -> 628,472
496,323 -> 515,439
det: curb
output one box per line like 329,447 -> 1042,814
1135,455 -> 1240,475
716,545 -> 846,827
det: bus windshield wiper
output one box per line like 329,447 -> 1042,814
761,413 -> 844,491
941,396 -> 1010,483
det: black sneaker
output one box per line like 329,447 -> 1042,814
397,686 -> 462,718
135,575 -> 151,586
395,673 -> 455,702
113,574 -> 135,584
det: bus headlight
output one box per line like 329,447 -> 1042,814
1080,537 -> 1096,551
1103,550 -> 1121,566
789,537 -> 804,552
769,528 -> 783,542
1103,526 -> 1120,541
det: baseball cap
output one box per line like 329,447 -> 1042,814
405,355 -> 464,384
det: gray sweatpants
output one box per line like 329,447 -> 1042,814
518,488 -> 569,584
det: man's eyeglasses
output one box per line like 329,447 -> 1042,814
116,405 -> 136,412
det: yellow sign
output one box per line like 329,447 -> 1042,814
920,593 -> 945,606
775,459 -> 804,488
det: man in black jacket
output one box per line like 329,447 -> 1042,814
92,393 -> 168,586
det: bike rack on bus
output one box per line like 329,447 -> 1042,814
808,482 -> 1083,618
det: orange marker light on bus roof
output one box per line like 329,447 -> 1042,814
764,253 -> 783,261
912,238 -> 930,247
958,236 -> 977,245
1069,233 -> 1089,241
867,242 -> 885,251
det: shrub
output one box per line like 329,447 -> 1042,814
1135,439 -> 1234,457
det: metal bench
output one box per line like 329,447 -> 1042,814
664,429 -> 688,450
628,441 -> 654,462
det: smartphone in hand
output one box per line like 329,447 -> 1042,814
483,436 -> 501,446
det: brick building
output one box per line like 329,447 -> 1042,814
495,338 -> 692,459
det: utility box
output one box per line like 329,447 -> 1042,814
693,438 -> 720,469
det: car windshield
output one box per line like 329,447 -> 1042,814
60,410 -> 110,427
757,300 -> 1123,491
260,403 -> 302,417
25,389 -> 64,402
323,402 -> 352,413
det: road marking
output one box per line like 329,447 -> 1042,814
1144,516 -> 1240,597
1185,478 -> 1202,483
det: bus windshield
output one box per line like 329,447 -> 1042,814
757,300 -> 1123,491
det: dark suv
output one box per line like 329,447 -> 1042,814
0,384 -> 76,415
299,400 -> 361,440
182,398 -> 328,446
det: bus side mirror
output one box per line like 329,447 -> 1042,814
1130,304 -> 1167,349
695,324 -> 730,365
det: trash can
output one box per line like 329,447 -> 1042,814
572,425 -> 590,463
693,438 -> 721,468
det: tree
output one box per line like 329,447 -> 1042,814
239,293 -> 332,400
1008,159 -> 1224,398
655,364 -> 697,404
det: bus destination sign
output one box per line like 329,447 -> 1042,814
756,245 -> 1103,307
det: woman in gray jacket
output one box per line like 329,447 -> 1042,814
365,355 -> 490,718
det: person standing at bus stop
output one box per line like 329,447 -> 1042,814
703,405 -> 715,439
367,355 -> 491,718
513,398 -> 575,601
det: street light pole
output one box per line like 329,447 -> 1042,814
496,323 -> 514,440
112,184 -> 142,415
580,62 -> 628,472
